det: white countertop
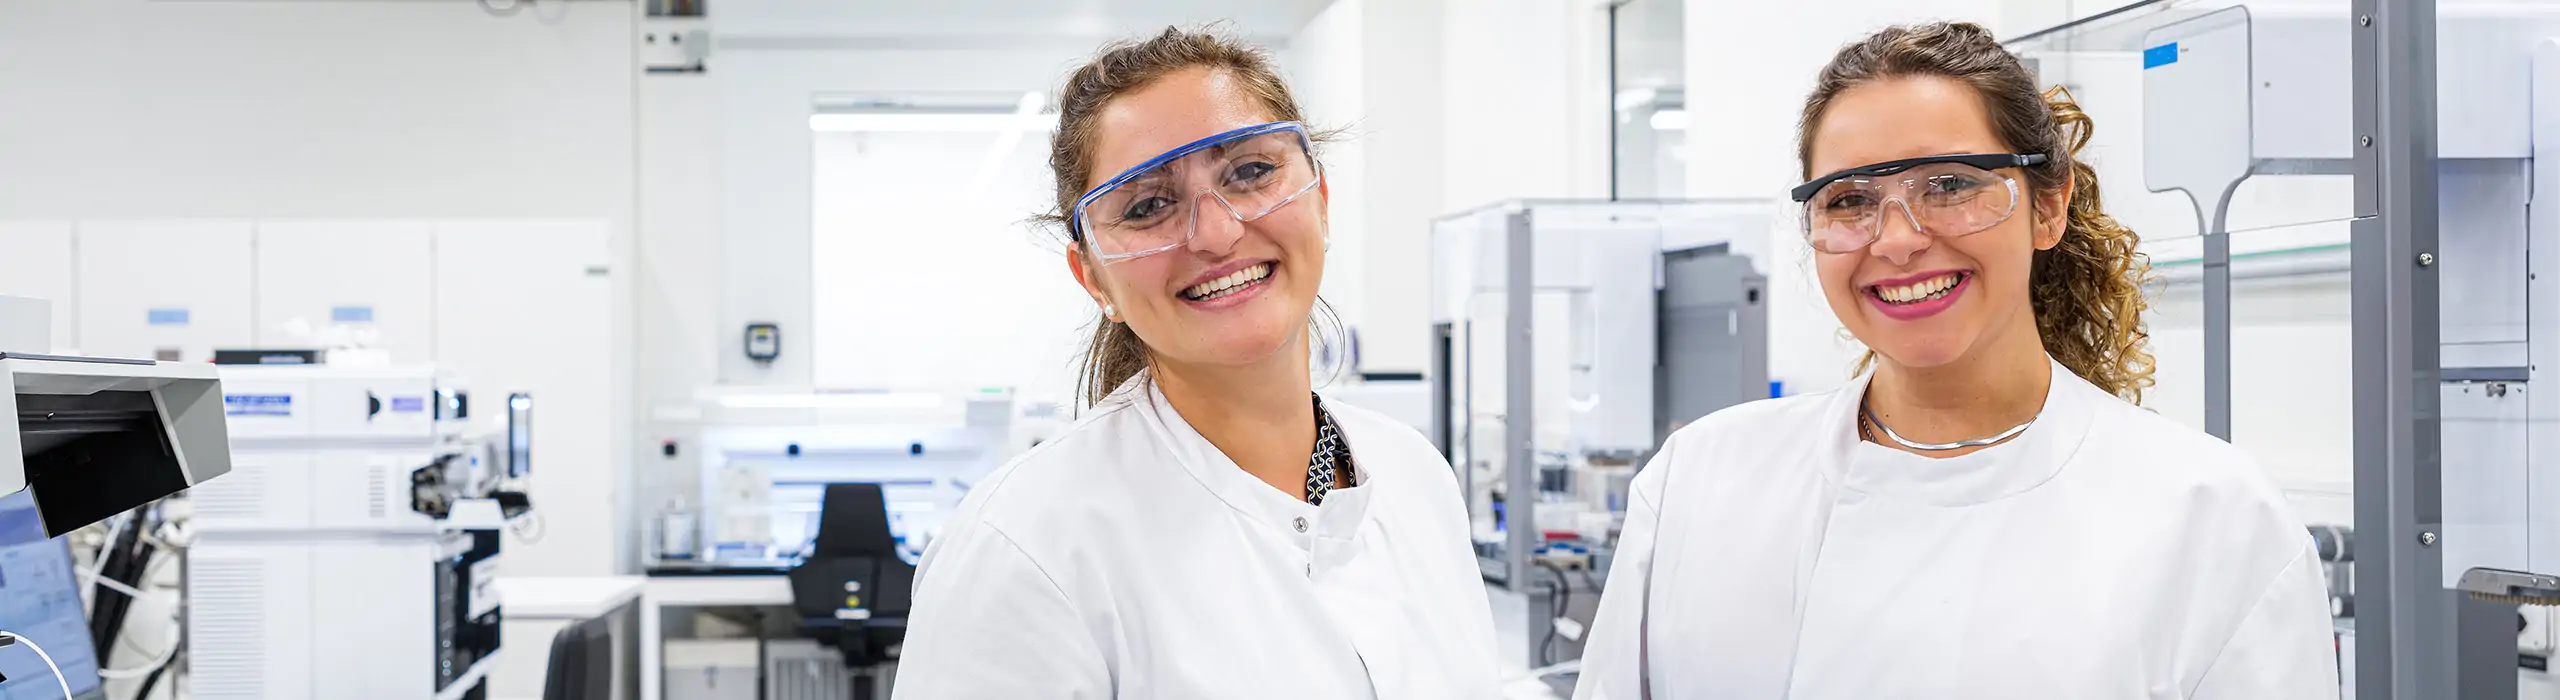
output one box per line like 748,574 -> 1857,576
644,574 -> 795,606
494,575 -> 648,619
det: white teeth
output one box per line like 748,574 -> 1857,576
1876,273 -> 1962,304
1183,263 -> 1273,301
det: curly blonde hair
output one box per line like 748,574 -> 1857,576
1800,22 -> 2157,402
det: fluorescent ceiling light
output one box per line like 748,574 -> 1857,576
809,112 -> 1054,133
715,393 -> 947,410
1648,109 -> 1689,131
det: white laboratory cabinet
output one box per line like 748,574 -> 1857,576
435,220 -> 617,577
76,220 -> 258,362
0,221 -> 76,349
254,220 -> 436,360
2,216 -> 621,582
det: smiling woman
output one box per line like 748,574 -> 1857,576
891,26 -> 1501,699
1571,22 -> 2337,700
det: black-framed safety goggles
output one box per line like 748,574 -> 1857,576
1789,152 -> 2048,255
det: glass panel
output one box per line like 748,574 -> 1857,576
1610,0 -> 1685,199
2141,258 -> 2209,432
2222,227 -> 2354,526
2012,0 -> 2359,236
2010,0 -> 2350,443
1433,206 -> 1515,568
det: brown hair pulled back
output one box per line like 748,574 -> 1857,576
1044,26 -> 1338,406
1800,21 -> 2156,402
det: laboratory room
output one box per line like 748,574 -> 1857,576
0,0 -> 2552,698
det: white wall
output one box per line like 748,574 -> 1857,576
0,0 -> 635,223
1281,0 -> 1606,373
711,45 -> 1094,389
699,1 -> 1319,390
1286,0 -> 1372,358
636,60 -> 726,468
0,0 -> 640,573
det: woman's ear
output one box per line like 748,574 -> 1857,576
1067,242 -> 1115,320
2033,172 -> 2074,251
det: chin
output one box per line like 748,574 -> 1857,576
1865,330 -> 1976,370
1193,329 -> 1300,367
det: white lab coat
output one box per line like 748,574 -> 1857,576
1574,359 -> 2337,700
894,374 -> 1499,699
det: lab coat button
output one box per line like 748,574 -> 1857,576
1294,517 -> 1309,533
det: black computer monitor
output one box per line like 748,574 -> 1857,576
0,491 -> 106,700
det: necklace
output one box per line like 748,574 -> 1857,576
1859,397 -> 2035,451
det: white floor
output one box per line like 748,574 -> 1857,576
1490,583 -> 1570,700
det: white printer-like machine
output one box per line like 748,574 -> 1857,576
0,295 -> 233,537
186,364 -> 533,700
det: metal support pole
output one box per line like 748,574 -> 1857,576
1505,209 -> 1543,667
2350,0 -> 2452,698
2203,221 -> 2233,441
2198,180 -> 2244,441
2455,597 -> 2521,698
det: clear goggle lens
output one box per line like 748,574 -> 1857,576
1074,123 -> 1321,263
1801,162 -> 2021,254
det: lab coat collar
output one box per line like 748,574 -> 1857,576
1825,357 -> 2098,506
1106,371 -> 1377,544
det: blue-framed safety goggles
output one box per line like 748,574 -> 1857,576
1071,121 -> 1323,264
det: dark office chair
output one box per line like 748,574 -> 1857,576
787,483 -> 914,693
541,615 -> 613,700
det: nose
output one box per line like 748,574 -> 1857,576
1185,188 -> 1244,256
1866,198 -> 1930,266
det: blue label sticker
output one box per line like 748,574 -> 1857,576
224,394 -> 293,417
146,308 -> 191,326
330,306 -> 375,324
2143,42 -> 2180,69
391,397 -> 426,413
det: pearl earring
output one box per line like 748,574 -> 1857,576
1101,304 -> 1116,320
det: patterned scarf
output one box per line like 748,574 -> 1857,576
1306,395 -> 1358,505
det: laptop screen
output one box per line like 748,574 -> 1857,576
0,491 -> 105,700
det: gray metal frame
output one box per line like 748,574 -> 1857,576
2203,198 -> 2235,440
1505,208 -> 1538,591
2346,0 -> 2479,697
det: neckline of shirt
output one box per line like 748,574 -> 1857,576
1821,357 -> 2098,507
1114,372 -> 1380,541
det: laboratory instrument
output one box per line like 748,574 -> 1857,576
642,387 -> 1042,572
1429,199 -> 1771,679
0,296 -> 234,537
2008,3 -> 2560,696
185,363 -> 534,700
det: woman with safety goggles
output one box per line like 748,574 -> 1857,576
1573,23 -> 2335,699
894,27 -> 1498,699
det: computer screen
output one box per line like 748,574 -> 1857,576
0,491 -> 104,700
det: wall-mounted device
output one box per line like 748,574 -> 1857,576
745,323 -> 781,364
